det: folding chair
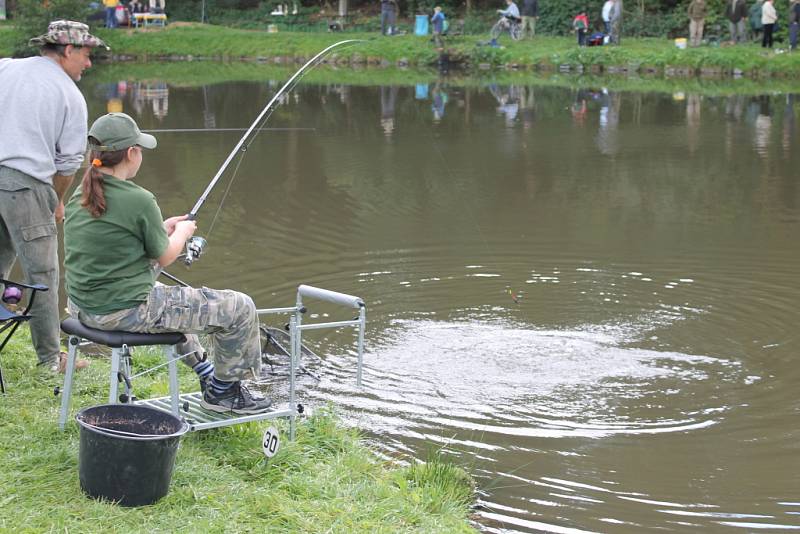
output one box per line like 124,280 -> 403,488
0,278 -> 48,394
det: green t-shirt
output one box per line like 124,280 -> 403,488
64,175 -> 170,315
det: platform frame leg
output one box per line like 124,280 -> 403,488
289,314 -> 298,441
58,335 -> 80,431
108,347 -> 122,403
167,345 -> 180,415
120,344 -> 134,401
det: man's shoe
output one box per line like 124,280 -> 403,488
52,351 -> 90,374
200,381 -> 273,415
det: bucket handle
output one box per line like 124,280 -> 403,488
79,421 -> 187,439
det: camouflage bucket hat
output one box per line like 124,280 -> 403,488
29,20 -> 109,49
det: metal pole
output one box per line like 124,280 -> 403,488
288,314 -> 297,441
357,306 -> 365,386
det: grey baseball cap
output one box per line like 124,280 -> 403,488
88,113 -> 157,151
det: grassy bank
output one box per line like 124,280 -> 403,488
3,22 -> 800,77
0,327 -> 475,533
85,59 -> 800,97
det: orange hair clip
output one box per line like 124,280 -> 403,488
91,158 -> 102,168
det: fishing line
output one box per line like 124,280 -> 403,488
427,101 -> 522,304
187,39 -> 364,257
143,127 -> 316,133
187,39 -> 363,222
427,130 -> 492,254
204,78 -> 307,241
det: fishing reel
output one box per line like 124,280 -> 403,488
184,236 -> 207,266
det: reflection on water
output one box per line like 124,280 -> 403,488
81,74 -> 800,532
99,80 -> 170,119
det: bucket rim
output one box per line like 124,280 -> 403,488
76,403 -> 189,441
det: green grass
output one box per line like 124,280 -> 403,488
3,22 -> 800,77
0,326 -> 475,533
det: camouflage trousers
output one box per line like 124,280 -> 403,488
0,167 -> 61,366
68,282 -> 262,381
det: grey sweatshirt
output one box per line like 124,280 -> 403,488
0,56 -> 88,185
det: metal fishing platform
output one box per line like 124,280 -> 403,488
59,285 -> 365,439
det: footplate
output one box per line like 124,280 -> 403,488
138,392 -> 295,432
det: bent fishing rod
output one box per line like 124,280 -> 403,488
181,39 -> 363,266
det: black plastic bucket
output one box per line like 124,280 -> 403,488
76,404 -> 189,506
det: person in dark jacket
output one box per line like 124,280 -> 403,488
789,0 -> 800,50
520,0 -> 538,38
380,0 -> 398,35
750,0 -> 764,41
725,0 -> 748,43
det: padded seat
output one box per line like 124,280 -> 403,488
60,317 -> 185,348
58,318 -> 186,430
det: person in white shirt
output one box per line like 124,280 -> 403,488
761,0 -> 777,47
489,0 -> 521,45
0,21 -> 107,373
602,0 -> 614,34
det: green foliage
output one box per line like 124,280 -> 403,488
400,455 -> 475,514
470,41 -> 511,64
536,0 -> 593,35
11,0 -> 93,56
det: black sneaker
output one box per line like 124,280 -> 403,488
200,381 -> 273,415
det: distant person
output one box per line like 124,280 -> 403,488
761,0 -> 777,47
573,10 -> 589,46
103,0 -> 119,28
149,0 -> 165,14
0,21 -> 107,373
750,0 -> 764,41
790,0 -> 800,50
489,0 -> 521,47
380,0 -> 398,35
128,0 -> 146,17
687,0 -> 707,46
520,0 -> 538,38
114,2 -> 129,26
609,0 -> 623,44
431,6 -> 446,47
601,0 -> 614,33
726,0 -> 748,43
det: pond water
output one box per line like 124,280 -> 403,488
80,73 -> 799,532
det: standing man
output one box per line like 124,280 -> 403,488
609,0 -> 623,45
761,0 -> 777,47
725,0 -> 748,43
104,0 -> 119,28
380,0 -> 397,36
0,20 -> 107,372
602,0 -> 614,34
520,0 -> 538,39
687,0 -> 707,46
790,0 -> 800,51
